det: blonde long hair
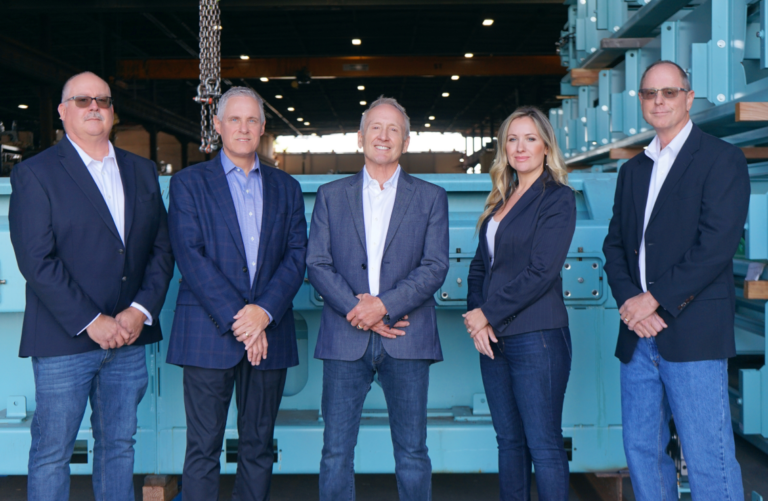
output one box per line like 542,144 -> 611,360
476,106 -> 569,231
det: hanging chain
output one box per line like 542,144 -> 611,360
194,0 -> 221,153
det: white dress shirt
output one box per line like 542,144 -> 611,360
639,119 -> 693,292
67,136 -> 152,333
362,165 -> 401,296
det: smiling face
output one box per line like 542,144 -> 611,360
505,116 -> 547,178
213,95 -> 265,161
640,63 -> 694,136
58,73 -> 114,142
358,103 -> 410,170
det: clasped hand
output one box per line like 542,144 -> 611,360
619,291 -> 668,338
88,306 -> 147,350
346,293 -> 409,339
463,308 -> 497,359
233,304 -> 270,366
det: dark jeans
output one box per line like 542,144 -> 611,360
182,358 -> 287,501
319,333 -> 432,501
480,328 -> 572,501
28,345 -> 148,501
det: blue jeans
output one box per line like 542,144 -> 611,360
621,337 -> 743,501
480,328 -> 572,501
28,345 -> 148,501
319,334 -> 432,501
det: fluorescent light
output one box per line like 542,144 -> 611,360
352,39 -> 361,45
304,122 -> 310,126
360,101 -> 367,105
275,95 -> 283,99
287,107 -> 295,111
442,92 -> 450,97
17,104 -> 28,109
297,117 -> 304,121
464,53 -> 474,58
260,77 -> 269,82
483,19 -> 494,26
425,123 -> 431,127
240,55 -> 250,60
357,85 -> 365,91
429,116 -> 435,120
451,75 -> 460,81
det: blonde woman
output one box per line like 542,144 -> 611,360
463,106 -> 576,501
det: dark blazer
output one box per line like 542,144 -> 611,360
166,154 -> 307,370
467,172 -> 576,336
603,124 -> 750,363
9,138 -> 174,357
307,169 -> 449,362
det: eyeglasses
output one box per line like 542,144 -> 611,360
64,96 -> 114,109
638,87 -> 689,100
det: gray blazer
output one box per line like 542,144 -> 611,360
307,169 -> 449,362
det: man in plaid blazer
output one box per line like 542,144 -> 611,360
166,87 -> 307,501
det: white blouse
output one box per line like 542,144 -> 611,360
486,217 -> 501,265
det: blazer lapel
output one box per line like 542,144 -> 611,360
253,165 -> 277,289
494,174 -> 544,250
647,126 -> 701,226
633,156 -> 653,243
116,149 -> 136,243
345,171 -> 367,254
206,155 -> 247,261
58,139 -> 122,243
383,170 -> 416,255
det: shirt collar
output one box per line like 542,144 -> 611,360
645,119 -> 693,162
363,165 -> 401,190
221,151 -> 260,176
67,134 -> 116,167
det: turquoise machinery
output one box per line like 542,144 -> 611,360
0,172 -> 625,476
1,0 -> 768,491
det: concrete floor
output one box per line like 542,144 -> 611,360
1,435 -> 766,500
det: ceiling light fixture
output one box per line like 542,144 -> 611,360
304,122 -> 310,126
352,39 -> 362,45
451,75 -> 460,81
297,117 -> 304,121
429,116 -> 435,120
442,92 -> 450,97
425,123 -> 431,127
357,85 -> 365,91
260,77 -> 269,82
360,100 -> 367,105
275,95 -> 283,99
287,107 -> 295,112
483,19 -> 494,26
17,104 -> 28,109
240,55 -> 250,60
464,53 -> 474,58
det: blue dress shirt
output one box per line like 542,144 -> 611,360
221,152 -> 272,322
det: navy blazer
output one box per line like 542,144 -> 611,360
467,172 -> 576,336
603,124 -> 750,363
307,169 -> 449,362
9,138 -> 174,357
166,155 -> 307,370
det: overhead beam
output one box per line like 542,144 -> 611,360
5,0 -> 564,10
120,56 -> 566,80
0,35 -> 200,141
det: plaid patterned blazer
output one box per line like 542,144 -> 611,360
166,154 -> 307,370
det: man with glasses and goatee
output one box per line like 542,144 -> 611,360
603,60 -> 748,500
9,71 -> 174,501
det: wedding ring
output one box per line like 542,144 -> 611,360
357,324 -> 362,330
245,332 -> 250,338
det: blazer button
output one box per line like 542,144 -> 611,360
122,276 -> 127,282
118,249 -> 124,254
243,267 -> 248,273
362,263 -> 367,270
634,249 -> 638,255
244,298 -> 249,303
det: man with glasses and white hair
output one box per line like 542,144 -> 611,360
166,86 -> 307,501
307,96 -> 449,500
603,60 -> 748,500
9,71 -> 174,501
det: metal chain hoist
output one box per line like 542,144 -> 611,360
194,0 -> 222,153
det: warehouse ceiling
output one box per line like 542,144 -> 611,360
0,0 -> 568,144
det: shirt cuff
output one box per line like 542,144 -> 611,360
130,303 -> 153,326
77,313 -> 101,336
256,305 -> 273,324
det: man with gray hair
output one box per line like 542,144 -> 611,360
166,86 -> 307,501
307,96 -> 449,500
